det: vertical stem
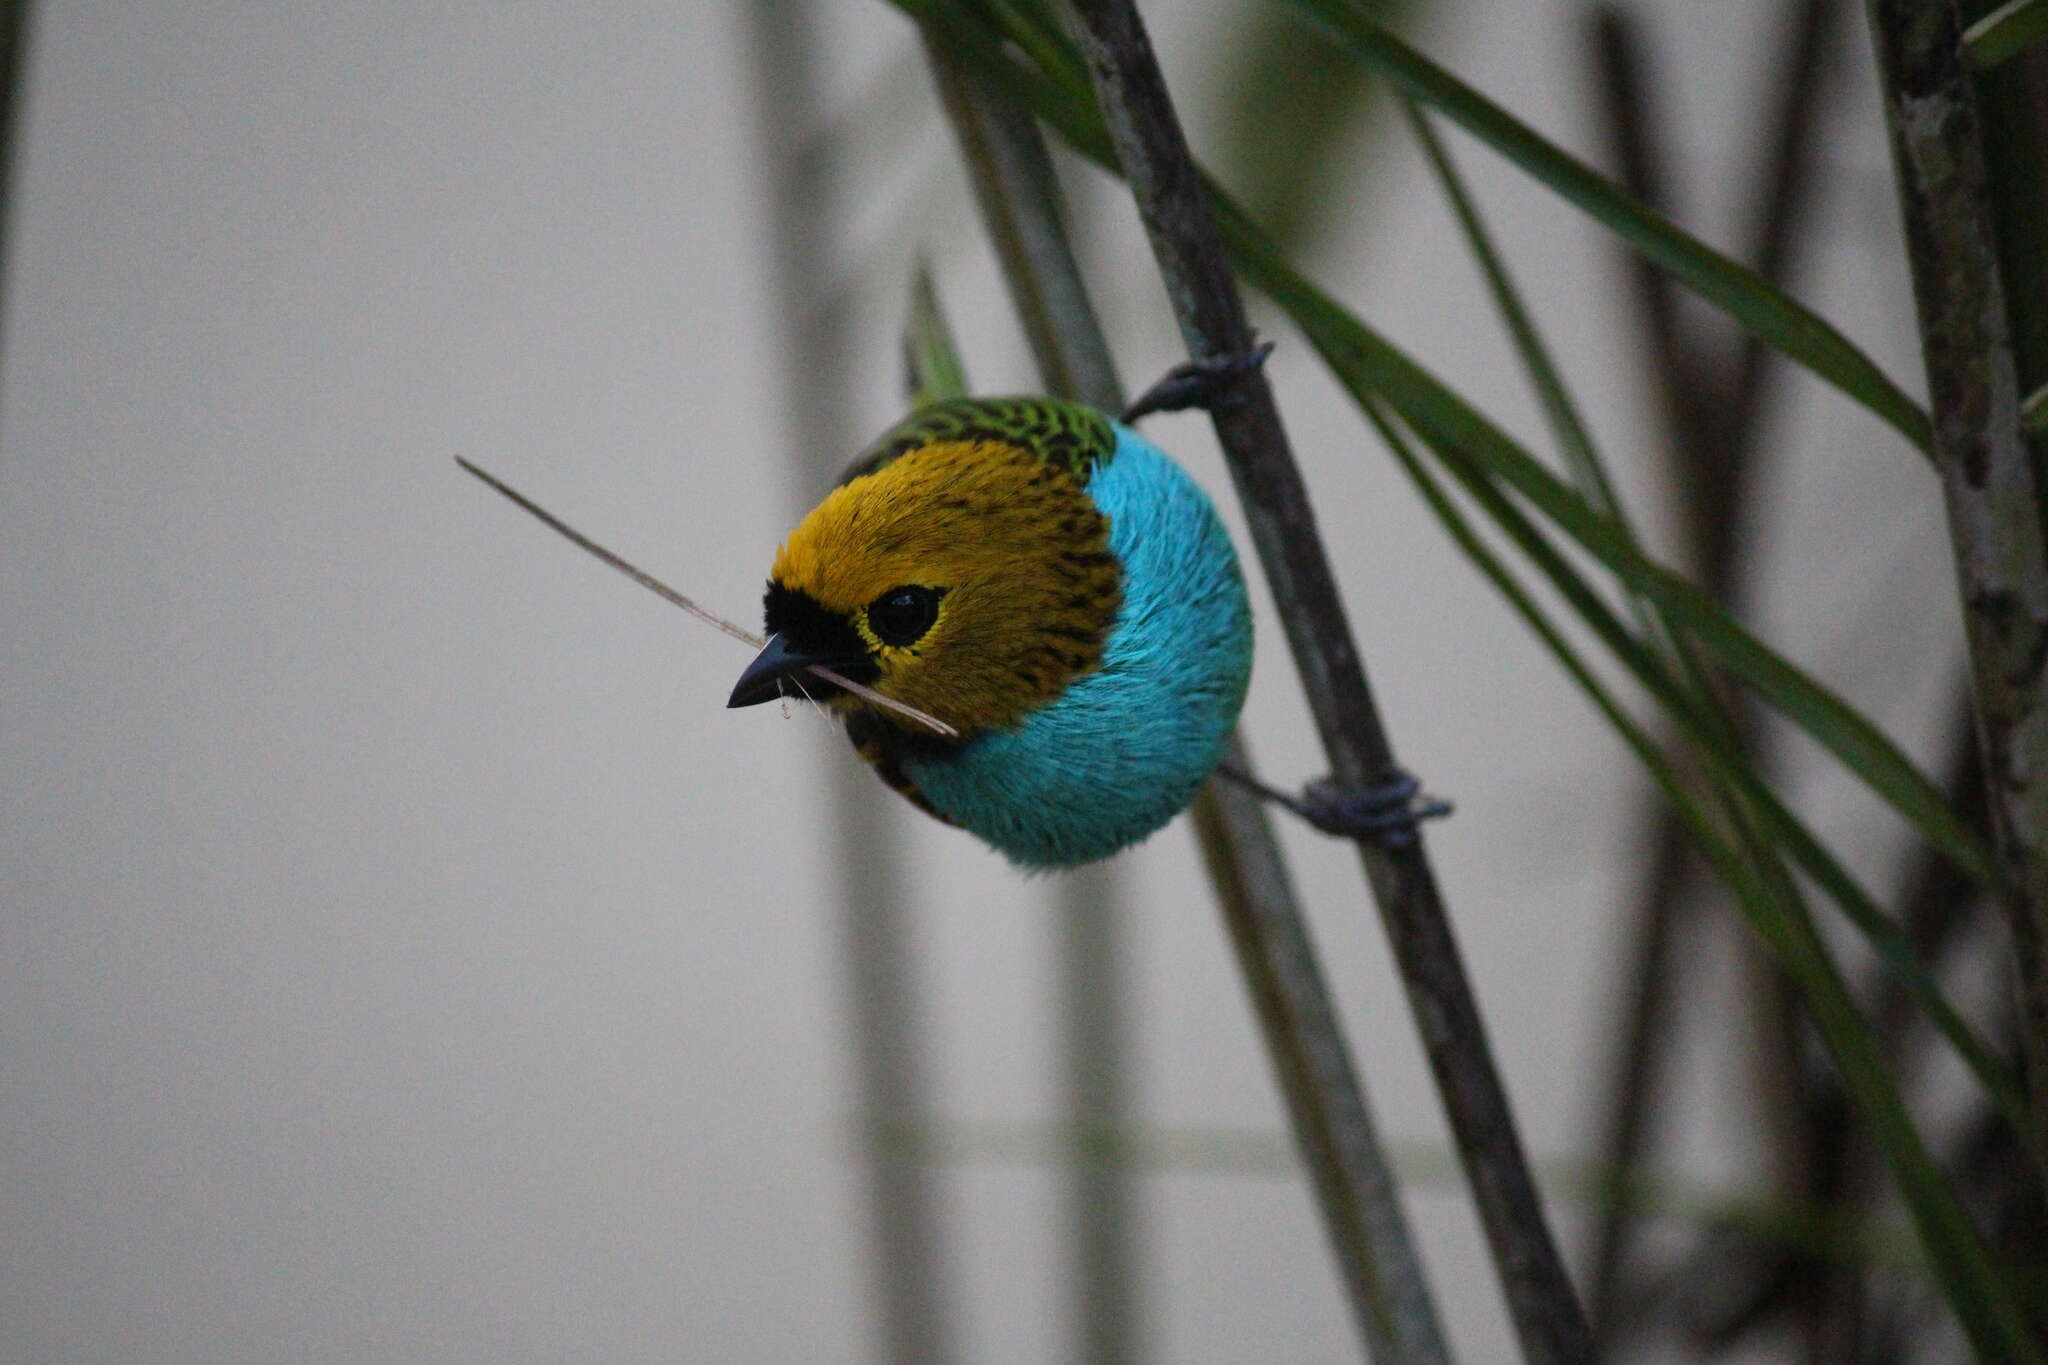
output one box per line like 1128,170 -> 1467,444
1577,2 -> 1843,1339
1867,0 -> 2048,1167
1191,760 -> 1453,1365
1057,873 -> 1136,1365
1956,0 -> 2048,545
746,10 -> 957,1362
925,45 -> 1139,1363
926,44 -> 1122,411
923,40 -> 1452,1364
1060,2 -> 1594,1360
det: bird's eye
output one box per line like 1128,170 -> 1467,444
866,585 -> 943,647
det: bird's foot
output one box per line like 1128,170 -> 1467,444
1296,769 -> 1452,849
1218,762 -> 1451,849
1121,340 -> 1275,423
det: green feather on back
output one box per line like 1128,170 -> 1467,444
840,396 -> 1118,488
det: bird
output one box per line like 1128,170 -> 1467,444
728,394 -> 1253,869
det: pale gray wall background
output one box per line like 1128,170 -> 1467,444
1,3 -> 1954,1361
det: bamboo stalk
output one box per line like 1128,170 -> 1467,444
921,40 -> 1451,1362
1866,0 -> 2048,1171
1058,2 -> 1595,1360
923,45 -> 1140,1362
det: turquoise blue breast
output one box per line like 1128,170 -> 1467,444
904,425 -> 1253,868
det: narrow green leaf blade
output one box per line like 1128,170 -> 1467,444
1378,385 -> 2024,1128
1965,0 -> 2048,68
903,258 -> 972,406
2024,379 -> 2048,434
1368,403 -> 2039,1360
1211,0 -> 1394,251
1386,379 -> 2029,1132
1371,404 -> 2042,1365
1275,0 -> 1934,453
1231,233 -> 1993,883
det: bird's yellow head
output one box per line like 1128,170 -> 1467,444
730,438 -> 1123,737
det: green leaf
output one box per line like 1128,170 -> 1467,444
1412,406 -> 2027,1139
1275,0 -> 1934,454
1397,90 -> 2033,1141
1228,225 -> 1994,885
1366,400 -> 2041,1363
902,258 -> 972,406
1232,108 -> 2035,1364
2025,380 -> 2048,435
1209,0 -> 1403,251
1965,0 -> 2048,67
1402,100 -> 1620,529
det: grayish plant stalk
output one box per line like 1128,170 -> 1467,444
921,44 -> 1140,1364
1057,1 -> 1597,1361
922,37 -> 1451,1365
744,9 -> 958,1362
1574,1 -> 1846,1340
1186,773 -> 1453,1365
925,45 -> 1119,411
1867,0 -> 2048,1171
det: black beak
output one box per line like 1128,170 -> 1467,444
728,634 -> 863,708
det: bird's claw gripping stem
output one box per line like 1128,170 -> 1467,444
1218,762 -> 1452,849
1121,340 -> 1276,424
1297,769 -> 1452,849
